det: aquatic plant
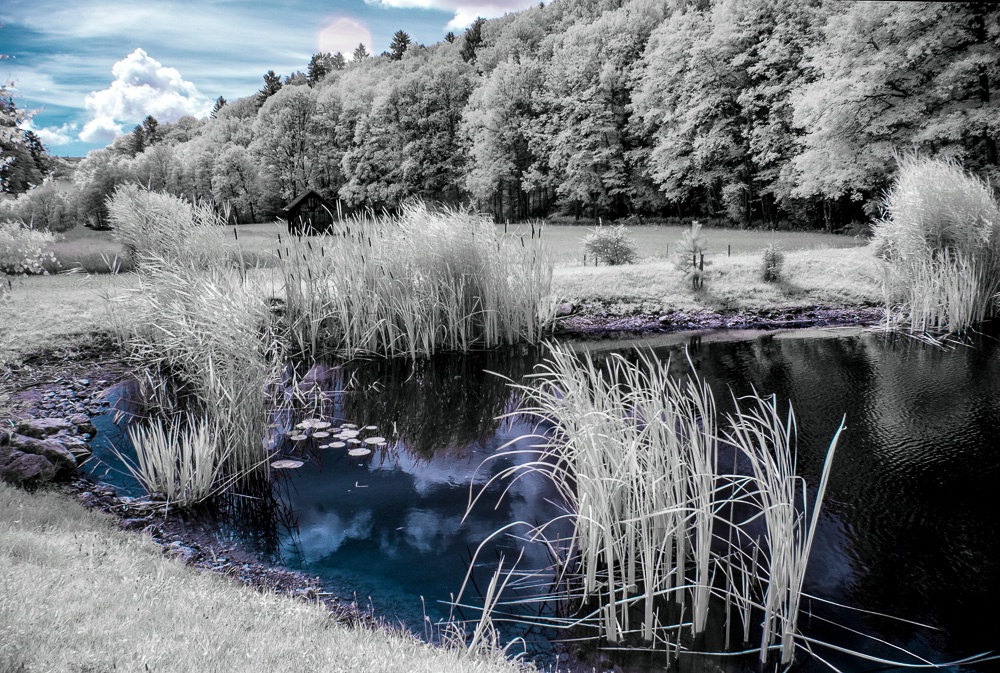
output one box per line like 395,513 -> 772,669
107,255 -> 283,478
872,155 -> 1000,333
277,202 -> 555,358
473,343 -> 843,666
119,414 -> 228,507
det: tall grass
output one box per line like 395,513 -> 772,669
107,184 -> 225,269
278,202 -> 555,358
479,343 -> 842,665
119,414 -> 230,507
107,258 -> 283,480
872,155 -> 1000,333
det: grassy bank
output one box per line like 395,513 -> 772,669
0,480 -> 522,673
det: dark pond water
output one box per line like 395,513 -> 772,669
89,328 -> 1000,672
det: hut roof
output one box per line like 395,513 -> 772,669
282,189 -> 335,215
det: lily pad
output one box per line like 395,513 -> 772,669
364,425 -> 378,430
289,433 -> 308,441
347,438 -> 362,445
327,441 -> 346,449
313,421 -> 332,429
313,431 -> 330,438
342,423 -> 359,430
271,459 -> 304,469
364,437 -> 387,445
347,448 -> 372,457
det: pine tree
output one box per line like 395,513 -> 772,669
141,115 -> 159,145
352,43 -> 369,62
460,18 -> 485,63
331,52 -> 347,71
210,96 -> 227,119
444,31 -> 456,44
307,52 -> 332,85
389,30 -> 412,60
256,70 -> 282,107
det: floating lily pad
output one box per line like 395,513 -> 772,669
347,438 -> 362,444
313,421 -> 332,429
339,430 -> 360,438
313,431 -> 330,438
271,459 -> 304,469
327,441 -> 346,449
342,423 -> 359,430
289,433 -> 308,441
364,425 -> 378,430
364,437 -> 387,445
348,448 -> 371,457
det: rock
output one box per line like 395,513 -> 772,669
59,436 -> 92,463
165,542 -> 199,564
7,434 -> 78,477
556,302 -> 575,317
0,446 -> 57,486
16,417 -> 75,439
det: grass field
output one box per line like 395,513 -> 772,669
0,480 -> 521,673
40,221 -> 866,272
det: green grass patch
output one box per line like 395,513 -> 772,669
0,480 -> 524,673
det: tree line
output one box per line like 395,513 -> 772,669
6,0 -> 999,231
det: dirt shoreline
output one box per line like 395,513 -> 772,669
2,304 -> 885,666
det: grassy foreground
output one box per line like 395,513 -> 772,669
0,480 -> 522,673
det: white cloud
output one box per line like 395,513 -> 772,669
79,116 -> 123,144
20,121 -> 78,147
80,48 -> 210,142
318,16 -> 373,57
364,0 -> 535,30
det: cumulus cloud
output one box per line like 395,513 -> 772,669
80,48 -> 210,142
318,16 -> 373,57
364,0 -> 536,30
21,121 -> 78,147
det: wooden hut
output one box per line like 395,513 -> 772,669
282,190 -> 337,235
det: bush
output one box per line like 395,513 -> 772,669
107,185 -> 225,269
582,224 -> 638,265
0,180 -> 75,232
673,221 -> 709,289
0,220 -> 57,274
871,155 -> 1000,333
761,243 -> 785,283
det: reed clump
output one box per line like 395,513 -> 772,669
872,155 -> 1000,333
107,184 -> 225,269
483,344 -> 841,666
278,202 -> 555,358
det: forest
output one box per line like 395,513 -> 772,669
3,0 -> 998,232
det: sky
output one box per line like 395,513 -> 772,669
1,0 -> 538,157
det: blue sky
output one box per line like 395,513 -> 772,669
1,0 -> 535,157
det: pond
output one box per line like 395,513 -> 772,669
88,328 -> 1000,672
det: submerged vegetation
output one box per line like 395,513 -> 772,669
873,156 -> 1000,334
472,344 -> 842,666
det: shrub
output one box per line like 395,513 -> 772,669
673,220 -> 709,289
582,224 -> 638,265
0,180 -> 75,232
761,243 -> 785,283
871,155 -> 1000,333
107,185 -> 225,269
0,220 -> 57,274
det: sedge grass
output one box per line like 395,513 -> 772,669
277,202 -> 555,358
474,343 -> 843,665
117,414 -> 230,507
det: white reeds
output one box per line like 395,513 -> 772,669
277,202 -> 555,358
120,414 -> 229,506
107,255 -> 283,477
479,343 -> 842,665
872,155 -> 1000,334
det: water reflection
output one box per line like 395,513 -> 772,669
90,331 -> 1000,671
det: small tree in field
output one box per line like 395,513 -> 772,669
673,221 -> 709,289
583,224 -> 638,265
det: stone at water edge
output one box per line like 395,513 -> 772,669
7,434 -> 78,477
67,413 -> 97,436
16,417 -> 75,439
556,302 -> 575,317
0,447 -> 57,486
